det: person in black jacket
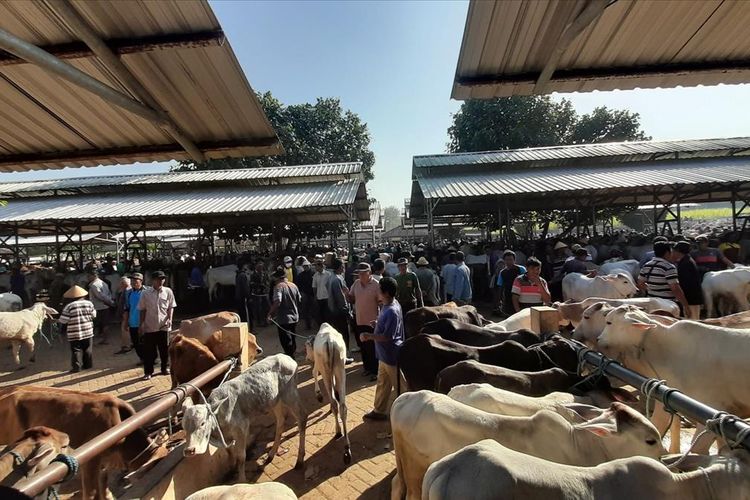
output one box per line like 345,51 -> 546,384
672,241 -> 703,319
296,258 -> 315,331
235,264 -> 252,327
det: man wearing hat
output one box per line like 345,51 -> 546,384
395,257 -> 423,314
138,271 -> 176,380
121,272 -> 146,363
348,262 -> 380,378
415,257 -> 439,306
267,267 -> 302,357
87,269 -> 114,345
58,285 -> 96,372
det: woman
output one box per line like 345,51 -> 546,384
58,285 -> 97,372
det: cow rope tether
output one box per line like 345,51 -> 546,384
182,382 -> 235,449
268,318 -> 314,341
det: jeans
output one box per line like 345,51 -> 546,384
129,326 -> 143,360
252,295 -> 269,326
355,324 -> 377,374
142,330 -> 169,375
69,338 -> 93,370
277,322 -> 297,357
317,299 -> 329,326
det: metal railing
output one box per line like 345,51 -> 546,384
573,340 -> 750,451
14,358 -> 235,497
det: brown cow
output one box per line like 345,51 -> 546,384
178,311 -> 241,344
404,304 -> 485,338
436,361 -> 584,395
419,319 -> 540,347
0,386 -> 167,500
0,426 -> 70,485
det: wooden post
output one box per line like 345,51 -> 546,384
529,306 -> 559,336
217,322 -> 251,375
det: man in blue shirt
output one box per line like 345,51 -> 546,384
123,272 -> 147,363
452,251 -> 473,305
360,277 -> 404,421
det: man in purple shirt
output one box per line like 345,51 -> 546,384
360,277 -> 404,421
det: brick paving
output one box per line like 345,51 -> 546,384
0,319 -> 394,499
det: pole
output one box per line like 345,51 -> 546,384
16,358 -> 235,497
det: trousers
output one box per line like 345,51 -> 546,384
142,330 -> 169,375
354,324 -> 377,374
69,338 -> 93,370
129,326 -> 144,360
373,361 -> 399,414
277,322 -> 297,357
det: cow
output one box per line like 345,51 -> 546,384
0,386 -> 166,500
419,319 -> 540,347
562,273 -> 637,302
398,335 -> 577,392
423,440 -> 750,500
0,426 -> 70,485
597,305 -> 750,453
182,354 -> 307,481
0,303 -> 58,366
185,482 -> 298,500
702,267 -> 750,317
600,259 -> 640,280
391,391 -> 664,500
554,296 -> 680,327
178,311 -> 241,345
204,265 -> 238,302
404,304 -> 484,338
305,323 -> 351,465
436,362 -> 580,395
0,293 -> 22,312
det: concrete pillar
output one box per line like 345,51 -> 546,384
529,306 -> 560,336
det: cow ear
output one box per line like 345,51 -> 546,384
630,321 -> 656,330
182,398 -> 194,411
26,444 -> 55,468
212,396 -> 230,414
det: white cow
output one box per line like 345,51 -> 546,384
390,391 -> 664,500
185,482 -> 298,500
205,265 -> 238,301
305,323 -> 351,465
0,293 -> 23,312
555,297 -> 679,328
597,305 -> 750,453
484,308 -> 532,332
181,354 -> 307,481
562,273 -> 637,302
600,259 -> 640,280
0,303 -> 57,365
702,267 -> 750,317
423,439 -> 750,500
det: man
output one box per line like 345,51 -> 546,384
58,285 -> 96,373
548,242 -> 569,301
138,271 -> 176,380
361,277 -> 404,421
384,254 -> 399,278
639,236 -> 669,267
498,251 -> 526,316
414,257 -> 439,307
121,272 -> 146,363
312,258 -> 332,325
441,252 -> 457,302
452,251 -> 472,305
282,256 -> 297,283
371,258 -> 385,282
692,234 -> 734,276
235,264 -> 252,328
638,241 -> 690,315
672,241 -> 703,319
348,262 -> 380,378
511,257 -> 551,312
114,276 -> 132,355
250,260 -> 270,327
395,257 -> 423,315
327,259 -> 354,364
267,267 -> 302,358
558,247 -> 591,277
296,258 -> 315,330
88,270 -> 114,345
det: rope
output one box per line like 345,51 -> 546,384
50,453 -> 79,482
8,450 -> 24,466
268,318 -> 314,341
640,379 -> 667,419
182,383 -> 235,448
699,467 -> 717,500
665,411 -> 750,470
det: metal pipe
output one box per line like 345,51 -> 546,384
16,358 -> 235,497
574,342 -> 750,451
47,0 -> 206,163
0,27 -> 168,127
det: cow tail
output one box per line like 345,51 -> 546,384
327,340 -> 336,399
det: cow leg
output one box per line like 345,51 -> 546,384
284,384 -> 307,469
265,403 -> 286,465
232,432 -> 247,483
80,458 -> 101,500
391,454 -> 407,500
650,403 -> 680,454
704,293 -> 715,318
312,364 -> 322,403
321,373 -> 341,438
691,423 -> 716,454
10,341 -> 21,366
24,337 -> 35,363
336,366 -> 352,465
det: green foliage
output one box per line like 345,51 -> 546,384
175,92 -> 375,181
447,96 -> 650,153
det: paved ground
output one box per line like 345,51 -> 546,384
0,319 -> 394,500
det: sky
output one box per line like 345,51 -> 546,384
2,1 -> 750,210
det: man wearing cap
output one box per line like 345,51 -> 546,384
692,234 -> 734,277
395,257 -> 423,314
267,267 -> 302,357
88,270 -> 114,345
296,258 -> 315,330
672,241 -> 703,319
348,262 -> 379,378
59,285 -> 96,372
312,258 -> 332,325
138,271 -> 176,380
452,251 -> 472,305
121,272 -> 146,362
414,257 -> 439,307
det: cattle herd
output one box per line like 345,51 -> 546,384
2,284 -> 750,498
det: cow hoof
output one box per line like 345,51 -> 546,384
343,450 -> 352,465
316,393 -> 323,403
334,432 -> 342,440
294,459 -> 304,470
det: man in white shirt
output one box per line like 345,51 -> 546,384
312,258 -> 332,325
138,271 -> 176,380
441,252 -> 457,302
87,270 -> 114,345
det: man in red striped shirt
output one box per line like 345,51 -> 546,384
511,257 -> 551,312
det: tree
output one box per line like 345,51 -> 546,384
383,206 -> 402,232
175,92 -> 376,181
447,96 -> 650,153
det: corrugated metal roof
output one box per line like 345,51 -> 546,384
413,137 -> 750,170
0,162 -> 363,196
415,156 -> 750,199
13,233 -> 102,246
0,0 -> 280,170
453,0 -> 750,99
0,179 -> 363,223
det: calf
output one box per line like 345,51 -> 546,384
0,303 -> 57,366
562,272 -> 637,302
398,335 -> 577,392
186,482 -> 298,500
702,267 -> 750,317
391,391 -> 664,500
419,319 -> 540,347
182,354 -> 307,481
404,304 -> 484,338
305,323 -> 351,465
423,440 -> 750,500
0,426 -> 69,485
554,297 -> 680,328
0,386 -> 165,500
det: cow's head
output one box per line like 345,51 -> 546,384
182,396 -> 230,456
572,302 -> 614,347
32,303 -> 58,320
11,426 -> 70,475
247,332 -> 263,363
596,305 -> 657,368
599,273 -> 638,298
